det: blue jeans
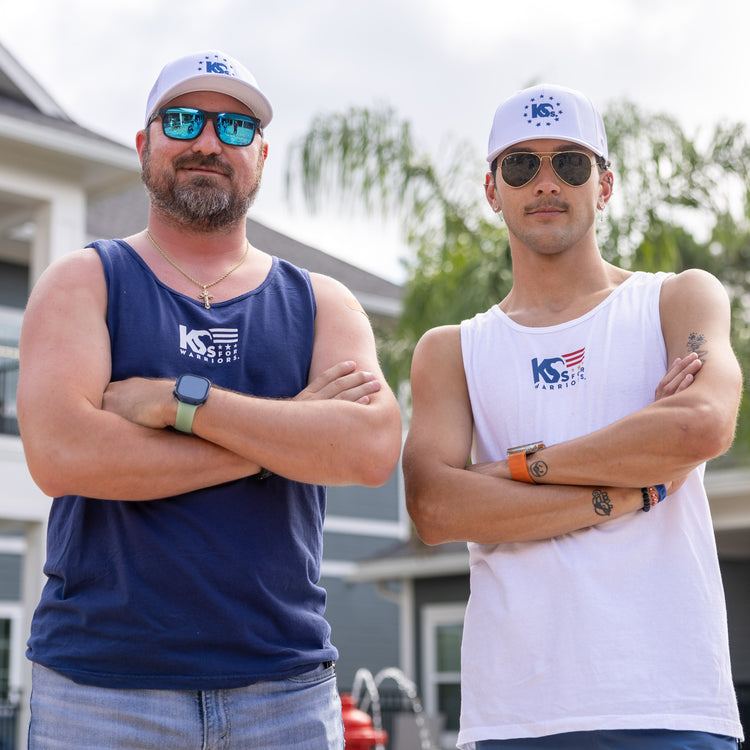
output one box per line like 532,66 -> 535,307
476,729 -> 739,749
28,661 -> 344,749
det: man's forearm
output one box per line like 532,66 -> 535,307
191,387 -> 402,487
102,366 -> 402,489
23,405 -> 259,502
407,458 -> 645,546
525,393 -> 734,491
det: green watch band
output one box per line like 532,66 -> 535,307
173,374 -> 212,434
174,401 -> 200,434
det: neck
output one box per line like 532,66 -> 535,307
500,244 -> 630,326
143,212 -> 251,264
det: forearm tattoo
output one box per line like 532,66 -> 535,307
687,332 -> 708,359
526,461 -> 612,516
592,488 -> 613,516
529,459 -> 547,481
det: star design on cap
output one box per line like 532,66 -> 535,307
523,94 -> 563,127
196,53 -> 237,77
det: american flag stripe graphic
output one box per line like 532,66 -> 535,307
209,328 -> 239,343
562,348 -> 585,367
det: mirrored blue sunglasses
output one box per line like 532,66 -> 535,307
149,107 -> 262,147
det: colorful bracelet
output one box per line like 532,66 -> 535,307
641,484 -> 667,512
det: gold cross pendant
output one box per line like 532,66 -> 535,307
198,287 -> 214,309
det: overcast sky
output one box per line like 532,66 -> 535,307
3,0 -> 747,282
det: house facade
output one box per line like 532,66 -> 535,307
0,41 -> 407,748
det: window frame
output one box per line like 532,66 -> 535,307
421,602 -> 465,747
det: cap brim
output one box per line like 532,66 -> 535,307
149,75 -> 273,129
487,134 -> 606,164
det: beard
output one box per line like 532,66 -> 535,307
141,134 -> 264,232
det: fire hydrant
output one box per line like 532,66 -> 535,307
340,692 -> 388,749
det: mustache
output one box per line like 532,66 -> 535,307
524,200 -> 569,214
173,154 -> 233,177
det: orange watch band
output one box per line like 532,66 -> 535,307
508,450 -> 536,483
507,441 -> 545,484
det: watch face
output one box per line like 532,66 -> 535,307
507,441 -> 544,456
175,374 -> 211,405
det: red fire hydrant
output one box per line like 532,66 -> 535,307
340,692 -> 389,749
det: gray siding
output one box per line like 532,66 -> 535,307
0,554 -> 21,600
322,576 -> 399,692
0,262 -> 28,309
722,559 -> 750,683
326,473 -> 401,522
323,533 -> 398,562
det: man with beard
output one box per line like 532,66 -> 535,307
18,50 -> 402,750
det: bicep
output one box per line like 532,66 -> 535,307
308,273 -> 385,381
661,269 -> 731,356
403,326 -> 474,474
660,269 -> 742,420
18,252 -> 111,447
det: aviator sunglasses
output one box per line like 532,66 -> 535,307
499,151 -> 598,188
149,107 -> 262,147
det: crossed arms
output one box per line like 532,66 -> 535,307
403,269 -> 743,545
18,248 -> 402,501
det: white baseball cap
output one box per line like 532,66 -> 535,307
144,50 -> 273,129
487,84 -> 607,163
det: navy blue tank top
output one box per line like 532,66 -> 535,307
27,239 -> 337,689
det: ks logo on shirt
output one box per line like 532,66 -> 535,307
179,325 -> 239,364
532,347 -> 586,390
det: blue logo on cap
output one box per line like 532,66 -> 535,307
524,95 -> 563,128
198,56 -> 237,78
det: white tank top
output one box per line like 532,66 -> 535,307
457,272 -> 741,746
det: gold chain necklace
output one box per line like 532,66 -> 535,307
146,229 -> 250,309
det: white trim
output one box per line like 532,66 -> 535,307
0,113 -> 139,173
0,536 -> 25,554
0,602 -> 24,696
0,43 -> 69,120
400,579 -> 415,682
324,514 -> 409,540
0,433 -> 25,460
348,550 -> 469,582
421,602 -> 465,749
0,344 -> 19,360
320,559 -> 358,578
421,603 -> 465,713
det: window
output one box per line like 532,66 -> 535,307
0,605 -> 22,703
0,307 -> 22,436
422,603 -> 465,748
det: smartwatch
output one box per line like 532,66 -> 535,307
173,374 -> 212,434
507,441 -> 545,484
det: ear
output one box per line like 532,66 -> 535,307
262,141 -> 269,162
136,130 -> 147,165
484,172 -> 501,213
597,170 -> 614,210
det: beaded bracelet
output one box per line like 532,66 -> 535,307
641,483 -> 667,512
